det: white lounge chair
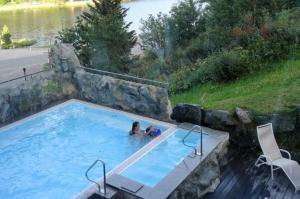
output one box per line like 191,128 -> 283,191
255,123 -> 300,192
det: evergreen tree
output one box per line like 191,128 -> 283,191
58,0 -> 137,73
1,25 -> 12,49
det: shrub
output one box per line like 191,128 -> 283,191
169,64 -> 207,94
129,52 -> 169,81
169,48 -> 251,94
13,38 -> 37,48
1,25 -> 12,49
180,33 -> 218,62
203,49 -> 251,83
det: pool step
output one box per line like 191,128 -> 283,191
87,186 -> 119,199
106,174 -> 165,199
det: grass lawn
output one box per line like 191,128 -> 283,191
170,55 -> 300,114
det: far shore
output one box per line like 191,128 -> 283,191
0,0 -> 131,12
0,1 -> 90,11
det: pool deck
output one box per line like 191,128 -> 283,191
203,148 -> 300,199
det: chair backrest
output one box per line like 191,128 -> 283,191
257,123 -> 282,162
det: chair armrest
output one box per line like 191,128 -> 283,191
260,155 -> 273,165
280,149 -> 291,159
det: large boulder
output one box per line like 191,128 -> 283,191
171,103 -> 203,125
204,110 -> 238,127
49,43 -> 82,74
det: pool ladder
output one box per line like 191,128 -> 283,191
85,159 -> 107,196
182,125 -> 203,157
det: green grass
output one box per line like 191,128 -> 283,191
170,56 -> 300,114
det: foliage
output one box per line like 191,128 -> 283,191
1,25 -> 12,49
138,0 -> 300,95
171,53 -> 300,114
168,65 -> 201,94
43,63 -> 50,70
13,38 -> 36,48
43,80 -> 58,94
169,0 -> 206,47
0,0 -> 74,6
169,49 -> 251,94
140,13 -> 169,59
140,0 -> 205,60
0,0 -> 9,5
58,0 -> 137,73
202,49 -> 251,82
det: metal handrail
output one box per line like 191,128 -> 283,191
85,159 -> 107,195
182,125 -> 203,157
80,66 -> 169,88
0,69 -> 50,85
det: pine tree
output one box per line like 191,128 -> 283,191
1,25 -> 12,49
58,0 -> 137,73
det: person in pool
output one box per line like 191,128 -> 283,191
129,122 -> 161,137
129,121 -> 143,135
145,126 -> 162,137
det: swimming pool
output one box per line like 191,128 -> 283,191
121,129 -> 208,187
0,100 -> 168,199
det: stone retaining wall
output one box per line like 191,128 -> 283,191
167,135 -> 228,199
74,71 -> 170,120
50,43 -> 171,120
0,71 -> 77,125
171,103 -> 300,161
0,43 -> 171,125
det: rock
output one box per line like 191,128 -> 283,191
49,43 -> 83,74
170,103 -> 203,125
295,106 -> 300,133
204,110 -> 238,127
0,70 -> 77,125
0,100 -> 11,123
253,113 -> 295,133
74,71 -> 171,120
235,107 -> 252,124
271,113 -> 295,133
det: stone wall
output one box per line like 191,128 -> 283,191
0,43 -> 171,125
0,71 -> 77,125
74,71 -> 171,120
167,136 -> 228,199
50,43 -> 171,120
171,103 -> 300,161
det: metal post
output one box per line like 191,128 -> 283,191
23,68 -> 26,80
102,162 -> 107,195
200,126 -> 203,156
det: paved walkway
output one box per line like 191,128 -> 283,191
0,48 -> 49,83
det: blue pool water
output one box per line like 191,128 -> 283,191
121,129 -> 208,187
0,101 -> 167,199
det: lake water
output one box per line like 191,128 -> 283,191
0,0 -> 178,46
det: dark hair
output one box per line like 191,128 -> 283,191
131,121 -> 139,134
145,127 -> 151,133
